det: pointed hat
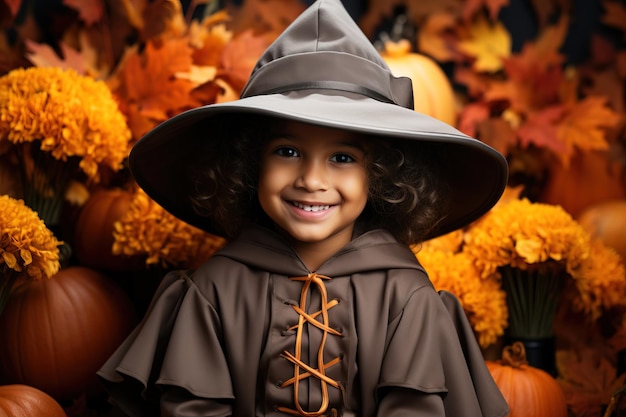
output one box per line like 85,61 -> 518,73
128,0 -> 508,240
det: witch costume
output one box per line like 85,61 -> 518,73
97,0 -> 510,416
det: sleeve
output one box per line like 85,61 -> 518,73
376,287 -> 509,417
97,270 -> 235,417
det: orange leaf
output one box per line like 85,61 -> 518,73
191,23 -> 232,66
117,38 -> 197,137
219,29 -> 269,92
476,117 -> 517,155
557,348 -> 625,417
517,106 -> 566,153
416,12 -> 459,63
63,0 -> 104,25
24,38 -> 100,76
557,96 -> 621,161
458,102 -> 491,137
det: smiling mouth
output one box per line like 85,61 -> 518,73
291,201 -> 332,212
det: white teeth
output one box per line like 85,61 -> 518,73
293,202 -> 330,212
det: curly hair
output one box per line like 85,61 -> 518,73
188,114 -> 447,245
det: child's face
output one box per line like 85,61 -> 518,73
258,119 -> 369,250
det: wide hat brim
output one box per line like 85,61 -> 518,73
129,89 -> 508,241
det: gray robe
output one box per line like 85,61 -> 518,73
98,226 -> 509,417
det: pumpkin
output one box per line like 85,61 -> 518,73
0,384 -> 67,417
380,39 -> 457,126
0,266 -> 136,401
486,342 -> 568,417
73,187 -> 144,272
577,199 -> 626,260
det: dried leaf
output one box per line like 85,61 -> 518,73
228,0 -> 305,40
115,38 -> 197,138
476,116 -> 517,155
416,12 -> 459,62
457,102 -> 491,137
62,0 -> 104,25
219,29 -> 269,91
557,96 -> 621,161
557,348 -> 625,417
457,13 -> 511,72
517,106 -> 566,153
142,0 -> 186,41
25,39 -> 95,76
191,22 -> 232,66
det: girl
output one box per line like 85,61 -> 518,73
98,0 -> 510,416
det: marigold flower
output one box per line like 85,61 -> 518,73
0,194 -> 61,279
415,246 -> 508,348
0,67 -> 132,180
112,188 -> 226,269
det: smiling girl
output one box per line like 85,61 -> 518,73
98,0 -> 510,416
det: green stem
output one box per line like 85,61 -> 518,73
501,264 -> 563,339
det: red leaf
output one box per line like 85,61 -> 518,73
62,0 -> 104,25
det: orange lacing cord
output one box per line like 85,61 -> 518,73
277,273 -> 343,417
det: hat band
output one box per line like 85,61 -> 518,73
256,80 -> 397,105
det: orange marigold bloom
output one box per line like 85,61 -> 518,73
112,188 -> 226,269
0,67 -> 131,180
0,194 -> 61,279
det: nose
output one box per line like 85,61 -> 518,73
294,158 -> 328,191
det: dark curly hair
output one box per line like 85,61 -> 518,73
188,113 -> 448,245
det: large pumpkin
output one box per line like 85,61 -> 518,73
0,384 -> 67,417
0,266 -> 136,401
380,39 -> 457,126
74,187 -> 144,272
577,199 -> 626,261
486,342 -> 568,417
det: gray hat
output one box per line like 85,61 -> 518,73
128,0 -> 508,240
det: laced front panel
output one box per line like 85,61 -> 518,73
277,273 -> 344,417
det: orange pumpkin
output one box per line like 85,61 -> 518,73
0,266 -> 136,401
0,384 -> 67,417
486,342 -> 568,417
74,187 -> 144,272
380,39 -> 457,126
577,199 -> 626,260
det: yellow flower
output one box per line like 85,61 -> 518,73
0,67 -> 131,180
112,188 -> 226,269
569,239 -> 626,321
464,198 -> 591,277
415,247 -> 508,348
0,194 -> 61,279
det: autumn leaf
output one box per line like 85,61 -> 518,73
476,116 -> 517,155
417,12 -> 459,62
557,348 -> 625,417
24,38 -> 102,76
457,102 -> 491,137
191,22 -> 232,66
115,37 -> 197,138
556,96 -> 621,162
219,29 -> 269,91
456,13 -> 511,72
142,0 -> 187,41
517,105 -> 567,154
228,0 -> 305,40
63,0 -> 104,25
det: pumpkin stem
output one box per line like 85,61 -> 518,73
382,39 -> 412,57
501,342 -> 529,368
